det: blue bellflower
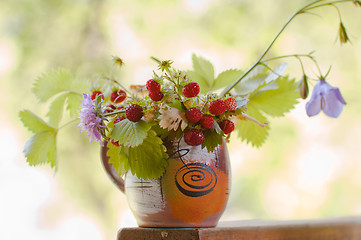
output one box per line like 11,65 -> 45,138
306,78 -> 346,118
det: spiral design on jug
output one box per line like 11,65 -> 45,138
175,163 -> 217,197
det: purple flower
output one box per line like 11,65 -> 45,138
306,79 -> 346,118
78,93 -> 105,146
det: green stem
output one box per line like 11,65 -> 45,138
59,119 -> 77,130
263,53 -> 323,77
221,0 -> 351,96
103,109 -> 126,117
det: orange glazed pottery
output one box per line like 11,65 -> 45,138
101,137 -> 230,228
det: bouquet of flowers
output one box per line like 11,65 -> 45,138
19,0 -> 359,180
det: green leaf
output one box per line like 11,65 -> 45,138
47,93 -> 67,127
32,69 -> 73,102
106,141 -> 126,176
251,77 -> 299,117
235,104 -> 270,147
120,130 -> 168,179
19,110 -> 54,133
23,130 -> 57,168
192,54 -> 215,84
233,65 -> 268,95
201,130 -> 224,152
66,92 -> 83,117
213,69 -> 243,91
111,120 -> 152,147
188,54 -> 215,93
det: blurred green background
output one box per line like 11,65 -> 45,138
1,0 -> 361,239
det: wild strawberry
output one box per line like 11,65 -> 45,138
144,111 -> 156,123
182,82 -> 200,98
200,115 -> 214,129
146,79 -> 161,92
149,91 -> 164,101
91,90 -> 104,100
110,89 -> 127,103
105,104 -> 116,113
114,116 -> 125,124
183,99 -> 193,109
185,107 -> 202,123
126,104 -> 143,122
209,99 -> 227,116
219,119 -> 235,134
184,129 -> 205,146
225,97 -> 237,111
110,139 -> 120,147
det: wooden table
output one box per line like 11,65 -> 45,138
118,216 -> 361,240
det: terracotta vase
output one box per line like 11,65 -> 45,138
101,137 -> 231,228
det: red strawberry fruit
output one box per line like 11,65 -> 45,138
91,90 -> 104,100
209,99 -> 227,116
114,116 -> 125,124
110,89 -> 127,103
182,82 -> 200,98
225,97 -> 237,111
184,129 -> 205,146
200,114 -> 214,129
146,79 -> 161,92
126,104 -> 143,122
149,91 -> 164,101
110,139 -> 120,146
219,119 -> 235,134
185,107 -> 202,123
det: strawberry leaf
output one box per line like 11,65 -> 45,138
106,141 -> 126,176
250,77 -> 299,117
235,103 -> 270,147
201,129 -> 224,152
213,69 -> 243,91
111,119 -> 153,148
19,110 -> 54,133
23,130 -> 58,168
47,93 -> 67,127
32,69 -> 73,102
66,92 -> 83,117
187,54 -> 215,94
123,130 -> 168,179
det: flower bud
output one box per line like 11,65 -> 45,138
299,75 -> 309,99
338,22 -> 350,44
112,56 -> 124,67
353,0 -> 361,7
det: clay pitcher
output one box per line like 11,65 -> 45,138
101,137 -> 231,228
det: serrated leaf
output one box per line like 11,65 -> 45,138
188,54 -> 215,93
233,65 -> 268,95
19,110 -> 54,133
23,130 -> 57,168
235,104 -> 270,147
201,130 -> 224,152
32,69 -> 73,102
192,54 -> 214,84
106,141 -> 126,176
121,130 -> 168,179
251,77 -> 299,117
70,78 -> 89,93
111,120 -> 152,147
264,62 -> 288,84
213,69 -> 243,91
66,92 -> 83,117
47,93 -> 67,127
187,70 -> 211,94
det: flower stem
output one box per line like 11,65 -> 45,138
59,119 -> 77,130
221,0 -> 352,97
103,109 -> 126,117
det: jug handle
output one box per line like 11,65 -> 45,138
100,142 -> 125,193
